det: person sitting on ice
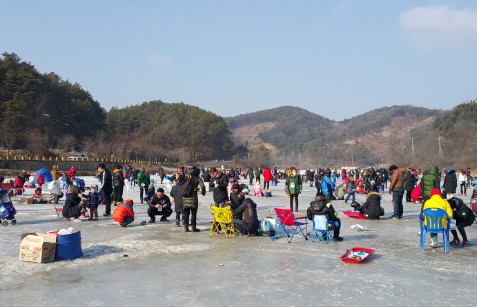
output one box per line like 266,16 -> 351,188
233,198 -> 260,236
147,188 -> 173,223
306,193 -> 343,241
353,187 -> 384,219
230,183 -> 245,219
62,185 -> 83,221
421,188 -> 453,248
253,181 -> 263,197
32,187 -> 43,203
113,199 -> 135,227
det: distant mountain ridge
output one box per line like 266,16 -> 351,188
225,105 -> 444,167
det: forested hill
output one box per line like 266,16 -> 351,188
0,53 -> 235,161
338,105 -> 442,137
0,52 -> 106,152
225,104 -> 463,168
107,101 -> 235,160
226,106 -> 332,129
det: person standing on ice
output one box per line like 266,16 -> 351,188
181,166 -> 206,232
285,167 -> 302,212
136,168 -> 150,204
211,167 -> 229,207
388,165 -> 406,220
97,163 -> 113,217
263,167 -> 272,190
112,165 -> 124,207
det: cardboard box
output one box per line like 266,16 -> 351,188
19,233 -> 57,263
19,197 -> 34,204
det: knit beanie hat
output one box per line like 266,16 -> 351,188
430,188 -> 442,197
123,199 -> 133,206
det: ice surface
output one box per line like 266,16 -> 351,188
1,176 -> 476,306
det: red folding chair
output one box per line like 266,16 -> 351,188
271,208 -> 308,243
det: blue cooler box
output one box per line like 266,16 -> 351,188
55,231 -> 83,261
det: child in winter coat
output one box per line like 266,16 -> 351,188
113,199 -> 135,227
144,183 -> 155,204
82,186 -> 100,221
32,187 -> 43,203
344,178 -> 356,204
253,181 -> 263,197
37,173 -> 45,187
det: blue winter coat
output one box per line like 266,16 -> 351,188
321,177 -> 335,195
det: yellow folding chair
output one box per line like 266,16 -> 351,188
209,205 -> 237,238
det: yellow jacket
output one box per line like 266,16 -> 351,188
422,195 -> 453,226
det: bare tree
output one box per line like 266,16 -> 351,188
25,131 -> 49,157
57,134 -> 77,152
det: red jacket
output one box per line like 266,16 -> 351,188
14,177 -> 23,188
37,173 -> 45,184
263,168 -> 273,182
113,202 -> 134,223
68,167 -> 76,179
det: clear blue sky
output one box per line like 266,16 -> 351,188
2,0 -> 476,120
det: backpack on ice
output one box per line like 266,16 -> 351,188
180,177 -> 194,197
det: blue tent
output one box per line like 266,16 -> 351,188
33,168 -> 53,184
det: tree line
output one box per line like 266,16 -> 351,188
0,53 -> 235,162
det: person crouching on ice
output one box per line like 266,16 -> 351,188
113,199 -> 135,227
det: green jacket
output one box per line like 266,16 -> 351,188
420,166 -> 440,199
285,175 -> 302,195
247,169 -> 254,179
137,172 -> 150,187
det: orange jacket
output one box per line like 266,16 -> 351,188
389,168 -> 406,192
113,202 -> 134,223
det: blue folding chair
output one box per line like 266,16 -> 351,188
312,215 -> 334,243
420,208 -> 450,252
271,208 -> 308,243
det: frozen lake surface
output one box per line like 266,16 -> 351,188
1,176 -> 476,306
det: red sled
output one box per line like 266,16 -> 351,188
341,247 -> 375,263
343,211 -> 367,219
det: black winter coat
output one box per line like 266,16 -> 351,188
449,197 -> 475,226
306,199 -> 339,221
234,198 -> 259,226
182,176 -> 205,209
170,184 -> 183,213
113,170 -> 124,187
99,168 -> 113,194
443,172 -> 457,194
404,170 -> 417,191
361,192 -> 382,219
230,192 -> 245,211
213,172 -> 229,203
62,192 -> 82,218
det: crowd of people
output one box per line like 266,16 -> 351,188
2,163 -> 476,246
